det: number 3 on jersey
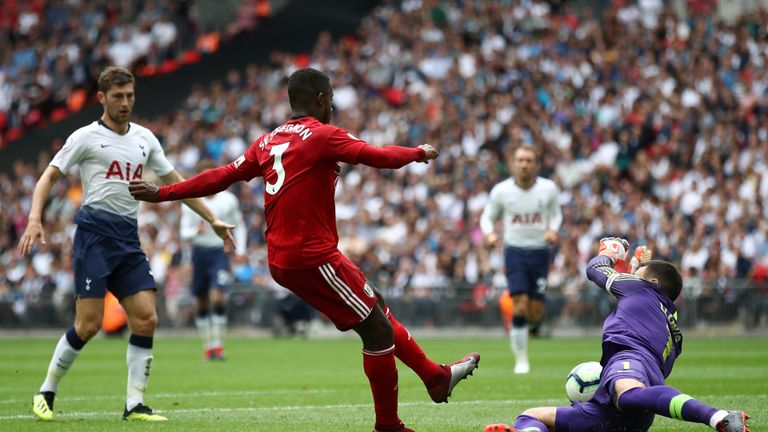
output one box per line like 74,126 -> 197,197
266,143 -> 290,195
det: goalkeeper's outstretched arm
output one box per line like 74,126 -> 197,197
585,255 -> 618,290
586,237 -> 645,299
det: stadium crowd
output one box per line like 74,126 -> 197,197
0,0 -> 231,145
2,0 -> 768,328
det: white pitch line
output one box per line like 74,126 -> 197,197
0,388 -> 332,405
1,394 -> 763,421
0,398 -> 564,421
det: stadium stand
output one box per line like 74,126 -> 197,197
1,0 -> 767,332
0,0 -> 259,147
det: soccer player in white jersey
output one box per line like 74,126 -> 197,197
18,67 -> 235,421
180,160 -> 246,360
480,146 -> 562,374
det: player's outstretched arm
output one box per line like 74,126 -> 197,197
585,254 -> 618,289
128,180 -> 163,202
129,157 -> 259,203
355,143 -> 437,168
129,166 -> 236,202
587,238 -> 650,298
585,237 -> 629,288
18,166 -> 63,256
324,127 -> 438,168
416,144 -> 439,163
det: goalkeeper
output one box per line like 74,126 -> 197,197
484,238 -> 749,432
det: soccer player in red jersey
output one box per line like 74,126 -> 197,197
129,68 -> 480,432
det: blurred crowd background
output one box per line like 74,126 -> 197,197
2,0 -> 768,333
0,0 -> 272,143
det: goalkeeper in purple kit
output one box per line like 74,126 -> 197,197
484,238 -> 750,432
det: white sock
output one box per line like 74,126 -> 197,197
40,334 -> 82,393
211,313 -> 227,349
509,326 -> 529,359
195,315 -> 212,349
126,341 -> 153,410
709,410 -> 729,429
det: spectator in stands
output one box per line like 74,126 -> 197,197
3,0 -> 768,332
0,0 -> 219,144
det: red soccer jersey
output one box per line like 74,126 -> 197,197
252,116 -> 425,268
160,116 -> 426,269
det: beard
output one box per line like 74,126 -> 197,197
108,109 -> 131,125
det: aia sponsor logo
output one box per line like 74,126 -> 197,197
105,161 -> 143,180
511,212 -> 542,224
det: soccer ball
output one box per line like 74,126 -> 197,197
565,361 -> 602,403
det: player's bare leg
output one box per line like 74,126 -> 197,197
120,290 -> 166,421
33,298 -> 103,421
510,293 -> 530,374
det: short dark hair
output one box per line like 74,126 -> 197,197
98,67 -> 134,94
642,260 -> 683,301
287,68 -> 331,110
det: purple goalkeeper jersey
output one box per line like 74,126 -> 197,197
586,255 -> 683,379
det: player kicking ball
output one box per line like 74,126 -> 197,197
484,238 -> 749,432
129,68 -> 479,432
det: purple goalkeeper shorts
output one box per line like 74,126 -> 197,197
555,351 -> 663,432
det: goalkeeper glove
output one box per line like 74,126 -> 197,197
598,237 -> 629,262
629,246 -> 653,274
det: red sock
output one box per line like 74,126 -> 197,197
387,309 -> 444,383
362,345 -> 401,429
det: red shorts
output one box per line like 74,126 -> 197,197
269,253 -> 377,330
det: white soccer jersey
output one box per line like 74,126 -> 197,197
50,121 -> 174,219
480,176 -> 563,249
181,191 -> 247,255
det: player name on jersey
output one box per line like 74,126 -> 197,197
259,122 -> 313,149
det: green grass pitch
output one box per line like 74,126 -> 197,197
0,336 -> 765,431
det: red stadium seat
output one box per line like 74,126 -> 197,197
5,127 -> 22,142
196,33 -> 220,54
158,59 -> 179,74
294,53 -> 311,68
256,0 -> 271,18
180,50 -> 202,64
50,107 -> 70,123
67,89 -> 87,112
23,109 -> 42,127
135,64 -> 157,77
